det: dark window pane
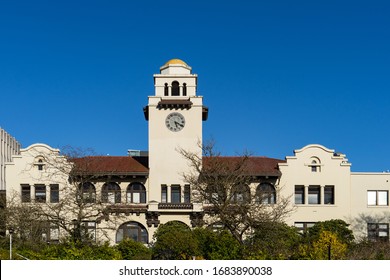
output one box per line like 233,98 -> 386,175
50,184 -> 59,203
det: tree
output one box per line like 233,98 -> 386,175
180,141 -> 294,244
3,145 -> 119,245
244,222 -> 301,259
193,227 -> 242,259
151,221 -> 199,260
116,238 -> 152,260
297,219 -> 354,260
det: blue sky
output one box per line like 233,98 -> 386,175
1,0 -> 389,172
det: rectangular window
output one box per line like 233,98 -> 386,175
308,186 -> 321,204
184,185 -> 191,203
295,185 -> 305,204
35,184 -> 46,203
324,185 -> 335,204
50,222 -> 59,242
21,184 -> 31,203
83,221 -> 96,241
171,185 -> 181,203
50,184 -> 59,203
368,223 -> 389,242
367,190 -> 389,206
294,222 -> 315,234
161,185 -> 167,203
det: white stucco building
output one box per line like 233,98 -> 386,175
3,59 -> 390,244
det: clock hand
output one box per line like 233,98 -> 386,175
175,121 -> 184,127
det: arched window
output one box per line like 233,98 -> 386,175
79,182 -> 96,203
171,81 -> 180,96
256,183 -> 276,204
182,83 -> 187,96
231,185 -> 251,204
116,222 -> 148,244
127,182 -> 146,203
164,83 -> 169,96
35,157 -> 45,171
309,157 -> 321,172
102,182 -> 121,203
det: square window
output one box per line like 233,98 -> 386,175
308,186 -> 320,204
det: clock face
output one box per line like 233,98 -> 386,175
165,112 -> 185,132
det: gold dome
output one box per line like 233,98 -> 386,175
164,58 -> 188,66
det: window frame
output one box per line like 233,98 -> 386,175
367,190 -> 388,206
102,182 -> 121,204
34,184 -> 46,203
256,183 -> 276,204
50,184 -> 59,203
171,81 -> 180,96
126,182 -> 146,203
161,185 -> 167,203
368,223 -> 389,242
171,185 -> 181,203
183,185 -> 191,203
79,182 -> 96,203
21,184 -> 31,203
324,185 -> 335,205
294,185 -> 305,205
308,185 -> 321,204
116,222 -> 148,244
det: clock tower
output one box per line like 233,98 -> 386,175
145,59 -> 208,203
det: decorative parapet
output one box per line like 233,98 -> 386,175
158,203 -> 193,210
105,204 -> 148,216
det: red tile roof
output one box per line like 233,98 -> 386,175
70,155 -> 284,177
203,156 -> 284,177
71,156 -> 149,175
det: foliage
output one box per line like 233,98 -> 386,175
180,141 -> 294,244
296,219 -> 354,260
244,222 -> 301,259
193,227 -> 242,259
116,238 -> 152,260
306,219 -> 354,245
152,221 -> 199,260
347,240 -> 390,260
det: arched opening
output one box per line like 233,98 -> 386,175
116,222 -> 148,244
182,83 -> 187,96
127,182 -> 146,203
79,182 -> 96,203
256,183 -> 276,204
310,157 -> 321,172
102,182 -> 121,203
164,83 -> 169,96
231,185 -> 251,204
171,81 -> 180,96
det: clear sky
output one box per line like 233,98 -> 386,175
1,0 -> 389,172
